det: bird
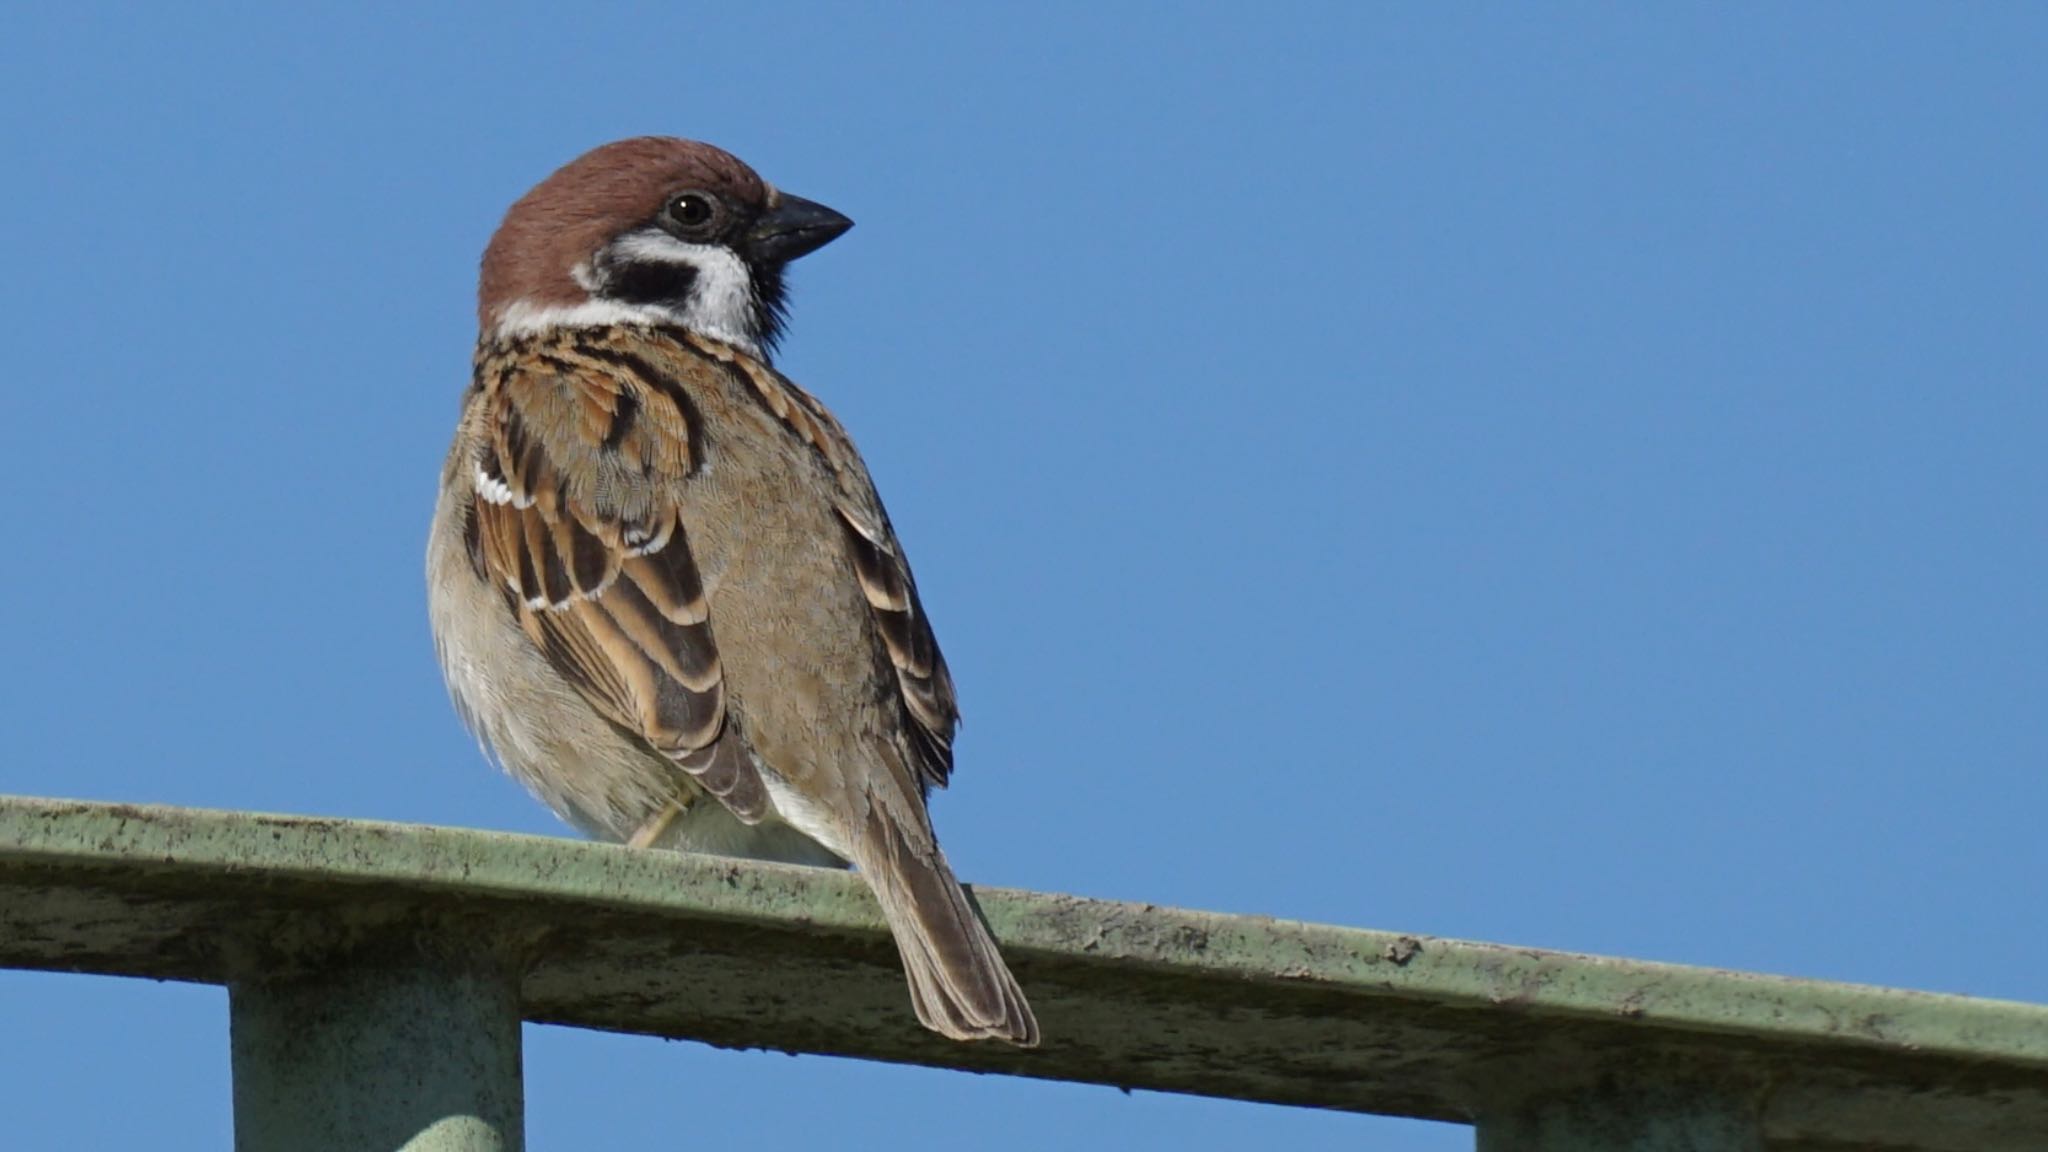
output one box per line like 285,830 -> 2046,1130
426,136 -> 1037,1045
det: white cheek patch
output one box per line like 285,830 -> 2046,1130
603,231 -> 762,356
488,234 -> 766,355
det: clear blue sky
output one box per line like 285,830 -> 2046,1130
2,5 -> 2043,1149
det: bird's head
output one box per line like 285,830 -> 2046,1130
478,137 -> 852,359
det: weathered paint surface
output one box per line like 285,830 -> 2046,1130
2,795 -> 2044,1150
232,955 -> 524,1152
1477,1073 -> 1769,1152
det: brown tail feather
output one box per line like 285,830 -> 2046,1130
859,807 -> 1039,1046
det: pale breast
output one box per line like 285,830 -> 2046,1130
426,479 -> 687,839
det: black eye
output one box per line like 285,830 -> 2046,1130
663,191 -> 725,238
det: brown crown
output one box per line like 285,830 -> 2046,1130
477,137 -> 770,330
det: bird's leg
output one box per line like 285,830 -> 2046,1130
627,798 -> 691,850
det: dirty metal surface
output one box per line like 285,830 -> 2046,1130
1,795 -> 2043,1149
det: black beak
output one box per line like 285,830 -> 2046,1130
747,194 -> 853,265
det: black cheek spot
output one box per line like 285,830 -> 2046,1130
605,261 -> 699,309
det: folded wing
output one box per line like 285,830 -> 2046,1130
463,334 -> 767,819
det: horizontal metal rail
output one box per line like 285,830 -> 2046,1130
1,795 -> 2042,1150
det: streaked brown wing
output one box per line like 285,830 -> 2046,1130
837,505 -> 960,791
464,333 -> 767,820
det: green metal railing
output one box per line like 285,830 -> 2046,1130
2,795 -> 2043,1150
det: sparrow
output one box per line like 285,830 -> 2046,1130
427,137 -> 1037,1045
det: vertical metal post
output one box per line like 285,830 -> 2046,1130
1475,1072 -> 1766,1152
229,952 -> 524,1152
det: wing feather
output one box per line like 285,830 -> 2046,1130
465,324 -> 958,813
465,332 -> 767,821
719,348 -> 964,793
